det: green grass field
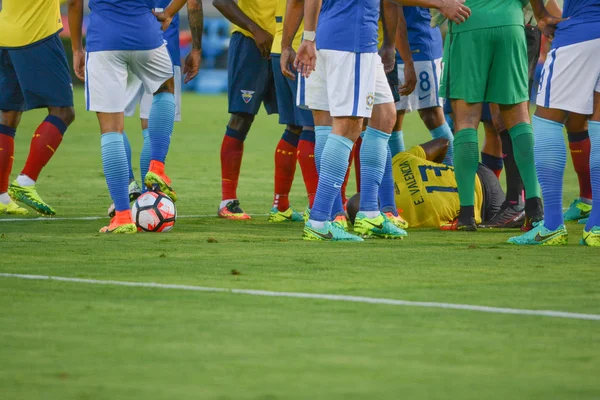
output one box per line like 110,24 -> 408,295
1,88 -> 599,399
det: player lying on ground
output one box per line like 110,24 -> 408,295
346,138 -> 504,229
0,0 -> 75,216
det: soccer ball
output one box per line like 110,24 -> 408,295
132,191 -> 177,232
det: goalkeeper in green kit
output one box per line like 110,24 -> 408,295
439,0 -> 544,231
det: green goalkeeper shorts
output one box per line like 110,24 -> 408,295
440,25 -> 529,105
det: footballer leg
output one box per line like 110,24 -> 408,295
107,130 -> 142,217
0,111 -> 26,215
564,115 -> 592,222
582,91 -> 600,246
270,124 -> 303,222
419,106 -> 454,166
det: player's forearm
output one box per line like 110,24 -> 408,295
187,0 -> 204,51
395,6 -> 413,65
164,0 -> 188,18
545,0 -> 562,18
282,0 -> 304,49
213,0 -> 263,35
529,0 -> 549,21
303,0 -> 321,32
381,0 -> 398,48
67,0 -> 84,50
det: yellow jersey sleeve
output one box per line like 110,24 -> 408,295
407,146 -> 427,159
0,0 -> 63,48
231,0 -> 277,39
377,21 -> 384,49
271,0 -> 304,54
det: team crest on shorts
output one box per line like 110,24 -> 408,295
241,90 -> 255,104
366,92 -> 375,109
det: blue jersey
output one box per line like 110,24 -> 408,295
397,7 -> 443,63
156,0 -> 181,66
316,0 -> 379,53
86,0 -> 164,52
553,0 -> 600,48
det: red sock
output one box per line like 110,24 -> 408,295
221,127 -> 247,200
297,130 -> 318,208
273,130 -> 299,211
354,136 -> 362,192
568,131 -> 592,199
0,125 -> 16,193
21,116 -> 66,182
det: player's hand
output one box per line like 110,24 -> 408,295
183,49 -> 201,84
294,40 -> 317,78
537,13 -> 567,41
72,49 -> 86,82
399,62 -> 416,96
251,26 -> 274,59
379,44 -> 396,74
439,0 -> 471,25
281,46 -> 297,80
153,9 -> 174,31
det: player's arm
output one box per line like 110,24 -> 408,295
281,0 -> 305,80
390,0 -> 470,25
67,0 -> 85,82
545,0 -> 562,18
154,0 -> 188,30
419,138 -> 450,163
380,0 -> 398,74
183,0 -> 203,84
529,0 -> 564,39
395,6 -> 416,96
213,0 -> 273,58
293,0 -> 321,78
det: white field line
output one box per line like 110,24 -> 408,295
1,273 -> 599,321
0,214 -> 268,223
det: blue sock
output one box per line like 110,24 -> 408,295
314,125 -> 331,173
532,116 -> 566,231
359,127 -> 390,213
481,152 -> 503,173
388,130 -> 405,157
431,123 -> 454,165
586,121 -> 600,230
310,134 -> 353,222
379,145 -> 397,215
101,133 -> 130,212
445,113 -> 455,133
140,128 -> 151,191
148,92 -> 175,163
122,131 -> 135,181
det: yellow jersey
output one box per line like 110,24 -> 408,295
271,0 -> 304,54
393,146 -> 484,228
0,0 -> 63,48
231,0 -> 277,39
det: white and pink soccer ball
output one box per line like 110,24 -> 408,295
132,191 -> 177,232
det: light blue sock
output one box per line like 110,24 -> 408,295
586,121 -> 600,230
314,125 -> 331,173
388,130 -> 405,157
148,92 -> 175,163
532,116 -> 566,231
378,145 -> 397,214
431,123 -> 454,165
101,132 -> 130,212
310,133 -> 353,222
359,126 -> 390,213
122,131 -> 135,181
140,128 -> 151,191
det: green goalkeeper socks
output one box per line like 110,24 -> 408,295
454,128 -> 479,207
509,122 -> 541,199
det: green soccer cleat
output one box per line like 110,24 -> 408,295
581,226 -> 600,246
268,207 -> 304,223
354,212 -> 408,239
8,180 -> 55,216
145,171 -> 177,202
563,199 -> 592,222
507,221 -> 568,245
332,213 -> 350,231
303,207 -> 311,223
303,220 -> 363,242
0,199 -> 28,215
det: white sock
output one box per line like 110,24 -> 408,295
359,210 -> 380,219
580,197 -> 593,205
308,219 -> 325,229
16,174 -> 35,187
220,199 -> 236,209
0,193 -> 11,205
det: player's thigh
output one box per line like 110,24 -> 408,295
129,44 -> 174,96
138,66 -> 182,122
302,50 -> 329,113
371,60 -> 396,133
487,25 -> 529,105
0,49 -> 25,112
86,51 -> 128,113
7,34 -> 73,111
440,30 -> 492,103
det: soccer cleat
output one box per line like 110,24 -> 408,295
107,181 -> 143,217
581,226 -> 600,246
332,213 -> 349,231
521,197 -> 544,232
302,220 -> 363,242
384,211 -> 409,230
8,180 -> 55,216
218,200 -> 251,220
268,207 -> 304,223
563,199 -> 592,222
578,218 -> 589,225
303,207 -> 311,223
354,212 -> 407,239
0,199 -> 28,215
144,163 -> 177,202
99,211 -> 137,234
507,221 -> 568,245
478,202 -> 525,229
440,216 -> 477,231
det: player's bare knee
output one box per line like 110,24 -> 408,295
0,111 -> 22,128
565,113 -> 589,131
48,106 -> 75,127
419,107 -> 445,130
369,102 -> 396,133
229,113 -> 254,133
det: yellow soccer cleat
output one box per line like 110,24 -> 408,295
332,213 -> 350,231
354,212 -> 407,239
144,171 -> 177,202
268,207 -> 304,223
384,211 -> 409,230
0,199 -> 29,215
8,180 -> 55,216
218,200 -> 251,220
581,226 -> 600,247
99,213 -> 137,234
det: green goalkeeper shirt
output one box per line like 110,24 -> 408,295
450,0 -> 525,32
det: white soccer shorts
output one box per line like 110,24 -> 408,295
396,58 -> 443,112
124,66 -> 182,121
537,38 -> 600,115
85,44 -> 173,113
298,49 -> 394,118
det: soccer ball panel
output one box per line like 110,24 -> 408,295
157,197 -> 176,220
137,192 -> 159,208
133,191 -> 177,232
137,208 -> 161,232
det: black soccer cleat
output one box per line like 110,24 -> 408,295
479,201 -> 526,229
521,197 -> 544,232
